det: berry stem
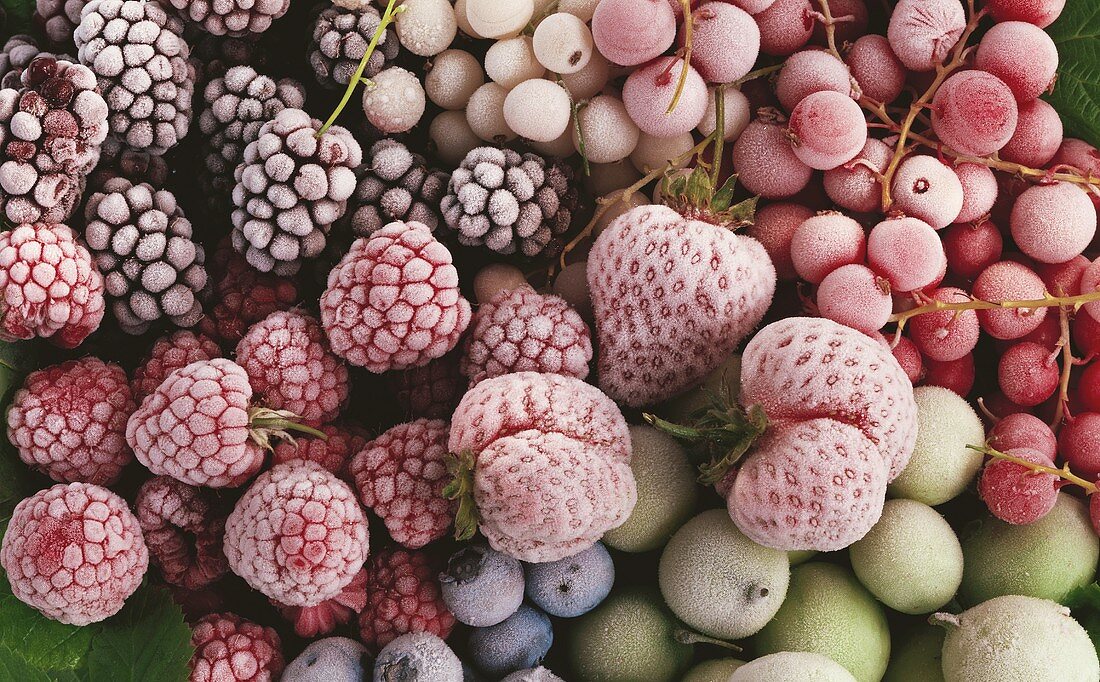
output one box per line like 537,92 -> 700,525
710,86 -> 725,187
966,444 -> 1099,494
443,450 -> 480,541
891,289 -> 1100,334
813,0 -> 843,61
316,0 -> 405,137
248,406 -> 328,450
1050,305 -> 1076,429
674,628 -> 743,652
568,88 -> 592,177
665,0 -> 695,115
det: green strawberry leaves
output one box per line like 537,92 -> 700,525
1064,582 -> 1100,660
1047,0 -> 1100,143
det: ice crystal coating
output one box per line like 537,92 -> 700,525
309,5 -> 399,89
135,475 -> 228,589
189,612 -> 285,682
359,548 -> 455,650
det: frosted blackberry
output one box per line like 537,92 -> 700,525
74,0 -> 195,155
230,107 -> 362,275
440,146 -> 578,257
87,137 -> 170,192
198,65 -> 305,211
0,35 -> 71,89
166,0 -> 289,36
34,0 -> 86,45
190,32 -> 269,85
308,5 -> 399,89
83,177 -> 207,334
346,139 -> 448,237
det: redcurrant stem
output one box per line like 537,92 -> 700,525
665,0 -> 694,115
814,0 -> 843,61
891,290 -> 1100,335
710,86 -> 725,187
1050,305 -> 1076,429
730,64 -> 784,87
967,444 -> 1098,494
316,0 -> 405,137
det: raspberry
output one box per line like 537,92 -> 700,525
272,422 -> 369,479
7,357 -> 134,485
199,240 -> 301,346
236,311 -> 350,426
386,352 -> 464,419
0,222 -> 105,348
358,548 -> 456,651
132,330 -> 223,401
224,462 -> 369,607
320,221 -> 472,373
274,567 -> 367,638
978,447 -> 1059,525
461,285 -> 592,387
189,612 -> 284,682
350,419 -> 456,549
0,482 -> 148,625
135,476 -> 228,590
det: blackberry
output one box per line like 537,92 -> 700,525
87,137 -> 170,192
1,35 -> 72,89
83,177 -> 207,334
190,32 -> 268,85
346,138 -> 448,237
308,5 -> 400,89
34,0 -> 87,46
440,146 -> 579,257
166,0 -> 290,37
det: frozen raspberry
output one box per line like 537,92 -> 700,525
461,285 -> 592,387
135,476 -> 228,590
132,330 -> 223,401
275,567 -> 367,638
978,447 -> 1059,525
189,612 -> 284,682
236,310 -> 350,426
199,240 -> 301,346
272,422 -> 369,479
358,548 -> 455,651
169,584 -> 226,623
7,357 -> 134,485
0,482 -> 148,625
386,352 -> 464,419
448,372 -> 636,562
351,419 -> 455,549
320,220 -> 472,373
224,462 -> 369,607
0,222 -> 105,348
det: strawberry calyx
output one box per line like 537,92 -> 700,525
660,165 -> 758,228
248,406 -> 328,451
443,449 -> 480,541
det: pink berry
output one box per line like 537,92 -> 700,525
823,137 -> 892,214
998,341 -> 1059,407
132,331 -> 222,402
1059,413 -> 1100,481
135,476 -> 228,590
1000,99 -> 1064,168
1081,259 -> 1100,319
989,411 -> 1058,460
275,568 -> 367,638
943,220 -> 1003,280
1021,312 -> 1062,349
890,333 -> 924,383
189,613 -> 284,682
816,263 -> 892,333
1010,182 -> 1097,264
224,462 -> 369,607
867,216 -> 947,293
921,353 -> 975,396
358,548 -> 455,651
746,202 -> 815,279
7,358 -> 135,486
985,0 -> 1064,27
730,0 -> 776,14
932,70 -> 1019,156
1036,255 -> 1089,297
887,0 -> 965,72
953,163 -> 999,224
1075,309 -> 1100,359
271,422 -> 369,479
775,49 -> 852,113
982,392 -> 1029,421
973,261 -> 1049,339
846,34 -> 906,104
755,0 -> 814,56
790,211 -> 866,284
685,2 -> 760,83
0,483 -> 148,625
809,0 -> 868,45
978,447 -> 1059,525
1051,138 -> 1100,187
890,155 -> 964,229
622,57 -> 708,138
787,91 -> 867,171
385,353 -> 464,420
975,21 -> 1058,102
1079,363 -> 1100,413
591,0 -> 676,66
909,287 -> 981,361
732,118 -> 814,198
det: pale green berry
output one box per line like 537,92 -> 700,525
730,652 -> 857,681
682,658 -> 745,682
660,354 -> 741,423
883,625 -> 945,682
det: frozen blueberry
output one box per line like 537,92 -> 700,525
468,605 -> 554,678
524,542 -> 615,618
283,637 -> 369,682
440,544 -> 525,627
373,632 -> 463,682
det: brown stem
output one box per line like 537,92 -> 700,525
666,0 -> 695,115
813,0 -> 843,61
1050,305 -> 1075,429
891,290 -> 1100,335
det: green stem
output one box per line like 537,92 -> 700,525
674,629 -> 743,651
710,86 -> 725,187
665,0 -> 694,115
250,417 -> 327,440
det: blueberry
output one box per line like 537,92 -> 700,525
524,542 -> 615,617
468,605 -> 554,677
283,637 -> 369,682
373,632 -> 463,682
439,544 -> 525,627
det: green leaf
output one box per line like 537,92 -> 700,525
0,567 -> 96,671
0,0 -> 34,37
1047,0 -> 1100,142
86,586 -> 193,682
0,644 -> 52,682
1064,582 -> 1100,610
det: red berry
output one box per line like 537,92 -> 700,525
890,155 -> 963,230
816,264 -> 892,334
732,119 -> 814,199
189,612 -> 284,682
199,240 -> 301,346
997,341 -> 1059,407
787,91 -> 867,171
1000,99 -> 1064,168
790,211 -> 866,284
755,0 -> 813,57
1010,182 -> 1097,265
942,220 -> 1003,281
1058,413 -> 1100,482
889,333 -> 923,383
975,21 -> 1059,102
932,70 -> 1018,157
358,548 -> 456,651
1035,255 -> 1089,298
846,35 -> 906,105
953,163 -> 999,225
887,0 -> 965,72
988,412 -> 1058,461
978,447 -> 1059,525
271,422 -> 369,480
135,476 -> 228,590
909,287 -> 980,361
1079,363 -> 1100,413
984,0 -> 1064,27
746,202 -> 814,279
822,137 -> 892,214
973,261 -> 1049,340
921,353 -> 975,396
385,352 -> 465,420
274,567 -> 367,638
132,331 -> 223,402
867,215 -> 947,293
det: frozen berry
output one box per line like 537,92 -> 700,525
998,341 -> 1059,407
908,287 -> 981,361
622,57 -> 708,138
931,70 -> 1019,157
789,211 -> 866,284
200,240 -> 301,346
1058,413 -> 1100,482
272,423 -> 369,480
887,0 -> 965,72
775,49 -> 851,113
746,202 -> 814,279
132,331 -> 222,402
1000,99 -> 1063,167
373,632 -> 463,682
866,216 -> 947,293
283,637 -> 368,682
359,547 -> 456,650
468,604 -> 554,678
590,0 -> 676,67
386,353 -> 464,420
975,21 -> 1058,102
942,220 -> 1003,280
135,476 -> 228,590
787,91 -> 867,171
922,354 -> 976,396
816,263 -> 892,334
755,0 -> 814,57
189,612 -> 284,682
890,155 -> 963,230
732,119 -> 814,199
973,261 -> 1048,340
524,542 -> 614,618
978,448 -> 1059,525
439,544 -> 525,627
953,163 -> 999,225
1010,182 -> 1097,265
686,2 -> 760,83
275,567 -> 367,638
988,412 -> 1057,461
846,35 -> 906,104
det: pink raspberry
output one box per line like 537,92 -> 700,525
135,476 -> 229,590
460,286 -> 592,387
0,222 -> 105,348
350,419 -> 455,549
223,462 -> 369,607
235,310 -> 350,426
385,352 -> 464,419
132,330 -> 223,402
320,220 -> 472,373
272,422 -> 369,480
7,357 -> 135,485
448,372 -> 636,562
358,548 -> 456,651
0,482 -> 148,625
274,567 -> 367,638
126,358 -> 321,488
189,612 -> 284,682
199,239 -> 301,346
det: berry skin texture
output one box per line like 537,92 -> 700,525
816,264 -> 892,334
468,605 -> 554,678
1058,413 -> 1100,482
942,220 -> 1003,280
931,70 -> 1019,157
200,240 -> 301,346
732,119 -> 814,199
999,98 -> 1064,168
350,419 -> 455,549
283,636 -> 368,682
590,0 -> 676,67
461,285 -> 592,387
0,482 -> 148,625
997,341 -> 1059,407
953,163 -> 999,225
989,412 -> 1058,460
236,311 -> 349,426
754,0 -> 814,57
373,632 -> 463,682
746,202 -> 815,280
503,79 -> 571,143
439,544 -> 525,627
972,261 -> 1049,339
525,542 -> 615,618
866,216 -> 947,293
985,0 -> 1064,27
8,358 -> 134,485
975,21 -> 1058,102
135,476 -> 228,590
922,354 -> 976,396
686,2 -> 760,84
789,211 -> 866,285
787,91 -> 867,171
587,204 -> 776,407
189,612 -> 284,682
845,35 -> 906,105
822,137 -> 893,214
275,567 -> 367,638
908,287 -> 981,361
978,447 -> 1059,525
0,222 -> 105,348
132,331 -> 222,402
272,423 -> 368,479
887,0 -> 965,72
776,49 -> 852,114
622,57 -> 708,138
321,221 -> 472,373
889,155 -> 964,230
126,358 -> 266,488
359,548 -> 456,651
224,462 -> 369,608
1010,182 -> 1097,265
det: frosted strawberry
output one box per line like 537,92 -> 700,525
587,170 -> 775,407
446,372 -> 636,563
